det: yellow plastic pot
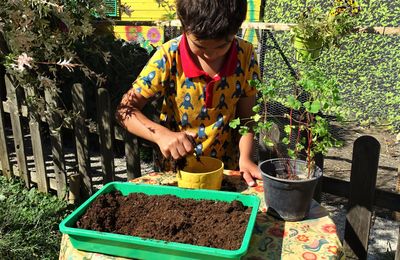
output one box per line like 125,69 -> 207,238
177,156 -> 224,190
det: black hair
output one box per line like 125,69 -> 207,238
176,0 -> 247,40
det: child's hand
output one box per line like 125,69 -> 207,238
239,158 -> 262,187
155,130 -> 197,160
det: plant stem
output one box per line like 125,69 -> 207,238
288,108 -> 294,178
306,113 -> 313,178
295,121 -> 302,159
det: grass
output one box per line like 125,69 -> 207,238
0,175 -> 71,260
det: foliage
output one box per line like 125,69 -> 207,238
0,0 -> 103,124
262,0 -> 400,133
155,0 -> 177,21
0,175 -> 70,259
230,64 -> 343,177
58,34 -> 150,120
0,0 -> 149,128
290,0 -> 361,48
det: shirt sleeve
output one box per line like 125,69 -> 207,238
131,44 -> 170,99
241,44 -> 260,97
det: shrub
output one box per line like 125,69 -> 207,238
0,0 -> 150,126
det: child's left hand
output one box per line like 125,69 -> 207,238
239,158 -> 262,187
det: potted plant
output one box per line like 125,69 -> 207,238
291,0 -> 361,62
230,63 -> 343,221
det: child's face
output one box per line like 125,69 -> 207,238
186,33 -> 234,62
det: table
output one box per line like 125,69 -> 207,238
59,170 -> 345,260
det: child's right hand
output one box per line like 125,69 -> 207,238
155,130 -> 197,160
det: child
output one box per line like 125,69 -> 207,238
117,0 -> 261,186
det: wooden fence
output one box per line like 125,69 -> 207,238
0,71 -> 146,203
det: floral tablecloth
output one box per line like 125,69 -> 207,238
59,170 -> 345,260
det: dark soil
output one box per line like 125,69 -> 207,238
164,135 -> 201,173
76,191 -> 252,250
171,157 -> 188,173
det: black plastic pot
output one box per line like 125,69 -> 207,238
259,158 -> 322,221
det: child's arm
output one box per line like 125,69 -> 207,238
237,95 -> 262,186
116,89 -> 196,160
116,40 -> 196,160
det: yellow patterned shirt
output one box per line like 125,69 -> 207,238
132,34 -> 260,169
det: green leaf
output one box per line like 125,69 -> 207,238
284,125 -> 293,134
263,139 -> 275,147
309,101 -> 321,113
282,137 -> 290,145
304,101 -> 311,111
239,126 -> 250,135
229,118 -> 241,129
252,114 -> 261,122
287,149 -> 296,159
252,105 -> 261,113
286,95 -> 297,108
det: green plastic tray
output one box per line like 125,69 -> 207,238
59,182 -> 260,260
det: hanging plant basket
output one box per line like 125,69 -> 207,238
292,36 -> 324,62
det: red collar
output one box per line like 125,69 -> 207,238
179,34 -> 238,79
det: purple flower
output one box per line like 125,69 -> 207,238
146,28 -> 161,44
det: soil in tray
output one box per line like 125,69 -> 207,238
76,191 -> 252,250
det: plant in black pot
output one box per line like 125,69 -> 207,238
291,0 -> 361,62
230,63 -> 343,221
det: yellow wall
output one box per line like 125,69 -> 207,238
120,0 -> 262,22
114,0 -> 263,48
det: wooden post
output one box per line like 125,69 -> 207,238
0,34 -> 9,57
5,75 -> 30,187
395,227 -> 400,260
124,131 -> 141,180
96,88 -> 115,184
0,99 -> 12,179
72,83 -> 92,198
0,70 -> 12,179
394,165 -> 400,221
258,29 -> 267,80
25,86 -> 48,193
344,135 -> 380,259
45,89 -> 67,199
259,0 -> 266,21
313,152 -> 324,203
68,173 -> 81,205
